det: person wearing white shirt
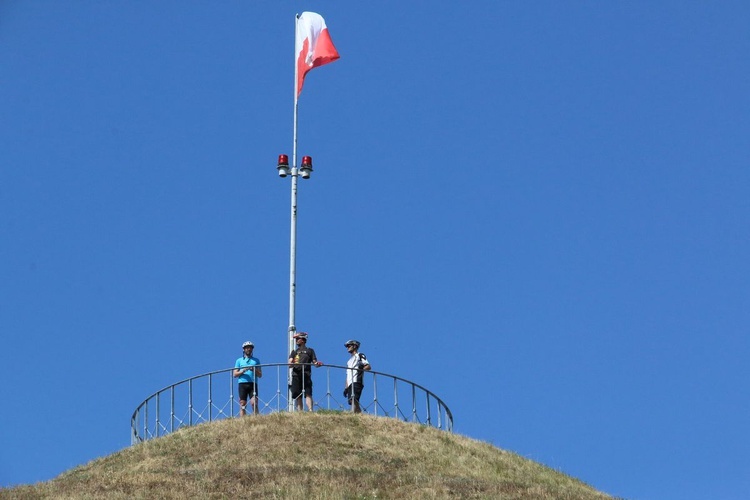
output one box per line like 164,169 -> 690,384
344,339 -> 371,413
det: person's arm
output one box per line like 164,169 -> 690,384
254,361 -> 262,378
233,362 -> 247,378
361,354 -> 371,371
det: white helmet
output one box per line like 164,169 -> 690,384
242,341 -> 254,349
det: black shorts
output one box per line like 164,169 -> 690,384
346,383 -> 364,404
238,382 -> 258,402
290,375 -> 313,399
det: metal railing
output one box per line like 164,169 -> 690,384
130,363 -> 453,444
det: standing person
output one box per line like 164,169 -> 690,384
343,340 -> 371,413
288,332 -> 322,411
234,341 -> 262,415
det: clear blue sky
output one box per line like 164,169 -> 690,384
2,3 -> 749,499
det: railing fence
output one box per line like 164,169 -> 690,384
131,363 -> 453,444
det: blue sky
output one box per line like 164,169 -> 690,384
1,2 -> 749,499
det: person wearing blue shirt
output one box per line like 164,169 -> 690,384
233,341 -> 262,415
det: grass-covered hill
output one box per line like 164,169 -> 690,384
1,412 -> 614,499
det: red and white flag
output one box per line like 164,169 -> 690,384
296,12 -> 340,98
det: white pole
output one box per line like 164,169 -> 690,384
287,14 -> 301,412
289,103 -> 299,353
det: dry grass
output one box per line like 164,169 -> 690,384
1,412 -> 614,499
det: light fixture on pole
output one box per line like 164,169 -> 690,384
277,154 -> 290,177
299,156 -> 313,179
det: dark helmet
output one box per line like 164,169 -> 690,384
344,339 -> 360,349
293,331 -> 309,341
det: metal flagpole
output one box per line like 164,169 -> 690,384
287,13 -> 301,412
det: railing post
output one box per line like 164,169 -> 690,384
170,386 -> 175,433
276,364 -> 282,412
155,394 -> 161,437
325,366 -> 331,411
230,371 -> 235,417
208,373 -> 213,422
411,384 -> 417,423
393,378 -> 399,419
426,393 -> 432,427
188,379 -> 193,426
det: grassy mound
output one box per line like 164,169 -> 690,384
1,412 -> 613,499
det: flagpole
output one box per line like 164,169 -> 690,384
289,95 -> 298,353
284,11 -> 338,412
287,13 -> 301,412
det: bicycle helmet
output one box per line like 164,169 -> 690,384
344,339 -> 360,348
293,332 -> 308,340
242,341 -> 254,348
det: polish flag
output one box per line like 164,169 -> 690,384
296,12 -> 340,98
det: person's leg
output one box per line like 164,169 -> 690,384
250,383 -> 259,414
239,383 -> 249,416
352,384 -> 364,413
304,376 -> 314,411
291,378 -> 303,411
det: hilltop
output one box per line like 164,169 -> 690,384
1,412 -> 614,499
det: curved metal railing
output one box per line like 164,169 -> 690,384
130,363 -> 453,444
